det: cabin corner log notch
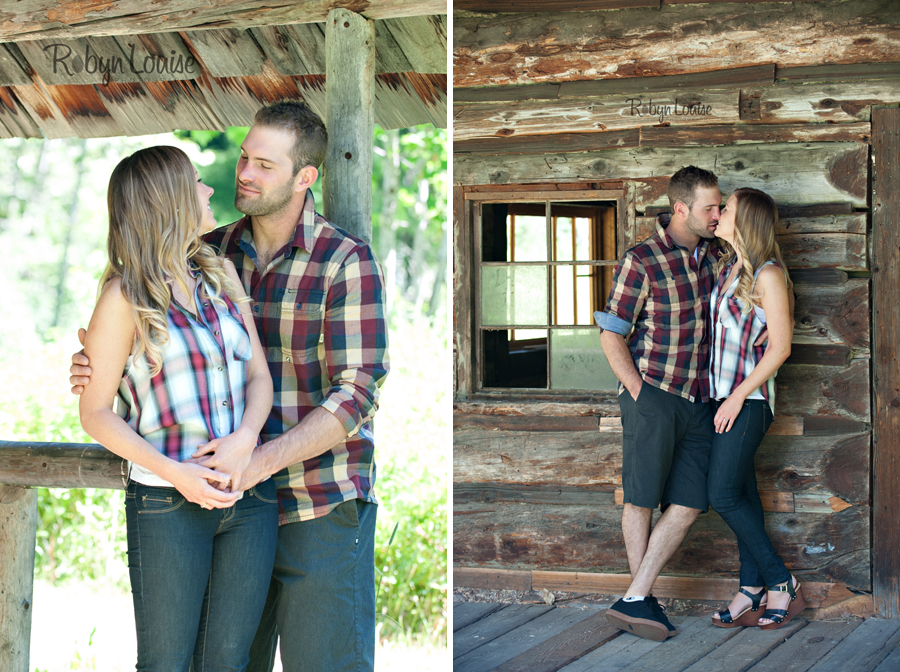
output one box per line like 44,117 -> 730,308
0,441 -> 127,489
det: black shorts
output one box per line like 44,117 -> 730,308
618,382 -> 713,512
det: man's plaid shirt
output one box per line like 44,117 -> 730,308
204,192 -> 389,524
596,218 -> 716,402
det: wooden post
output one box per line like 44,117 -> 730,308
0,486 -> 37,672
872,106 -> 900,618
323,8 -> 375,244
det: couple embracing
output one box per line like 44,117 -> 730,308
596,166 -> 804,641
73,101 -> 387,671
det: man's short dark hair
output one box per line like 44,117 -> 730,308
667,166 -> 718,211
254,101 -> 328,174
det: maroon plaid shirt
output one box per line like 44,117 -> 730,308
596,218 -> 717,402
204,192 -> 389,523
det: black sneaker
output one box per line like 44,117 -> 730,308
646,595 -> 677,638
605,597 -> 671,641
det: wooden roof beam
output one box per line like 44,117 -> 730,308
0,0 -> 446,42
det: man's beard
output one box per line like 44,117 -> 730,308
685,210 -> 716,239
234,177 -> 295,217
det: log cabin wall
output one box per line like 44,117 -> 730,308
453,0 -> 900,608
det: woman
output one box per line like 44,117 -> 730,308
706,188 -> 805,630
79,146 -> 276,670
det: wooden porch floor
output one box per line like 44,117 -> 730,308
454,602 -> 900,672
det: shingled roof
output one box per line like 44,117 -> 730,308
0,1 -> 447,138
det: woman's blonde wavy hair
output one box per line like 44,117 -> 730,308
715,187 -> 793,313
99,146 -> 243,375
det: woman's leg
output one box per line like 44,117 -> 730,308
708,402 -> 791,604
192,479 -> 279,671
126,482 -> 218,672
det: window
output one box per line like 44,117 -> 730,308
468,189 -> 625,392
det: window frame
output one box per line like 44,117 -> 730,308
463,187 -> 628,397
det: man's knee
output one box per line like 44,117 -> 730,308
666,503 -> 701,528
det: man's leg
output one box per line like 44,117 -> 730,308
624,504 -> 699,597
271,499 -> 377,672
622,503 -> 652,578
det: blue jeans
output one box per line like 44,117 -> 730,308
247,499 -> 377,672
125,478 -> 278,672
707,399 -> 791,588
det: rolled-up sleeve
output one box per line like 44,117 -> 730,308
320,245 -> 390,436
597,250 -> 648,336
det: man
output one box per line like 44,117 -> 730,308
71,101 -> 389,671
595,166 -> 720,641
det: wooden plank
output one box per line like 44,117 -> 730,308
453,428 -> 623,486
757,81 -> 900,124
616,617 -> 744,672
454,184 -> 471,396
0,486 -> 37,672
454,604 -> 555,659
803,416 -> 870,435
0,87 -> 42,138
381,15 -> 447,73
324,8 -> 374,243
792,279 -> 870,352
454,607 -> 606,672
454,502 -> 871,589
805,618 -> 900,672
492,611 -> 621,672
557,618 -> 701,672
683,619 -> 808,672
777,360 -> 869,422
790,268 -> 850,286
0,1 -> 446,42
779,214 -> 867,235
454,0 -> 657,11
454,602 -> 505,632
872,641 -> 900,672
756,433 -> 869,505
744,619 -> 863,672
614,486 -> 794,512
250,23 -> 327,76
182,28 -> 266,78
872,106 -> 900,618
453,2 -> 900,88
455,64 -> 774,103
372,72 -> 448,129
454,567 -> 532,591
640,123 -> 871,147
0,45 -> 31,87
455,483 -> 617,507
785,344 -> 852,367
453,90 -> 739,140
0,442 -> 126,489
454,130 -> 641,155
454,143 -> 869,208
454,414 -> 599,431
777,62 -> 900,84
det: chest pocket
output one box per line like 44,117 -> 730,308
276,288 -> 326,361
718,295 -> 745,330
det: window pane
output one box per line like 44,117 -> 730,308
550,328 -> 619,390
554,217 -> 573,262
552,265 -> 604,326
482,266 -> 547,326
483,330 -> 547,388
509,215 -> 547,262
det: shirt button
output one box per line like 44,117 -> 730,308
218,366 -> 224,371
253,306 -> 259,313
285,356 -> 291,362
214,330 -> 220,335
204,302 -> 209,307
222,401 -> 228,406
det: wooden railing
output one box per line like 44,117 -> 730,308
0,441 -> 126,672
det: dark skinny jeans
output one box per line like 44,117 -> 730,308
707,399 -> 791,588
